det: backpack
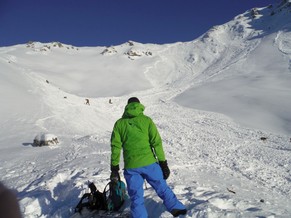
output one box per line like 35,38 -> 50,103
75,180 -> 127,214
103,180 -> 127,212
75,182 -> 107,213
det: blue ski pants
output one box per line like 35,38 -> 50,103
124,162 -> 185,218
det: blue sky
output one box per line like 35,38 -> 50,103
1,0 -> 277,47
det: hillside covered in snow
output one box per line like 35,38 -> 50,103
0,2 -> 291,218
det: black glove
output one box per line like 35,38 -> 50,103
110,164 -> 120,181
159,160 -> 170,180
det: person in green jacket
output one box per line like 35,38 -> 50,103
110,97 -> 187,217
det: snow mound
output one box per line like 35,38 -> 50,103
33,133 -> 59,146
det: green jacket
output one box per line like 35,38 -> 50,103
111,102 -> 166,169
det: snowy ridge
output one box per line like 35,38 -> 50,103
0,3 -> 291,218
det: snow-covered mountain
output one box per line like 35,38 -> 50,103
0,2 -> 290,217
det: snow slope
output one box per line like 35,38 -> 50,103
0,2 -> 291,218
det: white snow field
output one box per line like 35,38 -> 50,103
0,2 -> 291,218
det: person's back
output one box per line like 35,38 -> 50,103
111,101 -> 165,169
110,97 -> 187,217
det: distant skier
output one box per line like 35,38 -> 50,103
85,98 -> 90,105
110,97 -> 187,217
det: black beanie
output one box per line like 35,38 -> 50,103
127,97 -> 140,104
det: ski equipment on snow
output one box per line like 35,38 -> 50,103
75,182 -> 106,213
74,180 -> 127,214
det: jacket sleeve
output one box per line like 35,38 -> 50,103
111,122 -> 122,167
148,119 -> 166,161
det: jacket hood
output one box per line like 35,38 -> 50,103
122,102 -> 145,118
